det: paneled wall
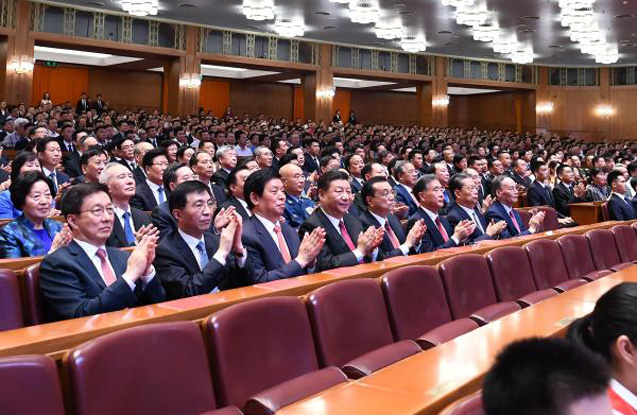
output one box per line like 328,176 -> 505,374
350,90 -> 420,125
448,92 -> 518,131
229,82 -> 294,119
610,87 -> 637,140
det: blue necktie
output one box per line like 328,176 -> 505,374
196,241 -> 208,270
49,172 -> 57,192
443,190 -> 450,203
122,211 -> 135,245
157,186 -> 165,203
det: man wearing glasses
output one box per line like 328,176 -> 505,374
39,183 -> 165,322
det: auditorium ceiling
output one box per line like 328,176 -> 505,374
41,0 -> 637,66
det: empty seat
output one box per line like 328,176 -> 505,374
23,264 -> 42,326
514,209 -> 532,230
66,321 -> 237,415
556,234 -> 612,281
0,269 -> 23,332
537,206 -> 559,231
380,266 -> 478,350
439,391 -> 484,415
611,225 -> 637,263
438,254 -> 520,325
586,229 -> 634,272
524,240 -> 587,292
206,297 -> 347,415
0,355 -> 65,415
306,279 -> 421,379
485,246 -> 558,307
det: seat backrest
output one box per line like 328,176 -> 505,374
486,246 -> 539,301
380,265 -> 453,341
439,391 -> 484,415
536,206 -> 559,231
66,321 -> 217,415
306,278 -> 395,368
524,239 -> 570,289
556,234 -> 597,279
0,355 -> 65,415
438,254 -> 498,320
0,269 -> 24,332
514,209 -> 532,229
206,296 -> 320,409
586,229 -> 622,270
611,225 -> 637,263
601,202 -> 610,221
23,264 -> 42,326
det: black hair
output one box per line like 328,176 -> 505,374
163,163 -> 189,190
483,337 -> 610,415
277,153 -> 297,169
412,174 -> 438,203
588,168 -> 604,185
176,145 -> 194,160
80,148 -> 105,167
189,150 -> 211,169
555,164 -> 571,177
453,153 -> 467,167
35,136 -> 60,154
530,159 -> 547,174
142,147 -> 168,170
160,139 -> 178,149
227,164 -> 251,194
361,162 -> 379,181
319,155 -> 338,169
317,169 -> 349,192
360,176 -> 388,207
168,180 -> 213,215
448,172 -> 470,197
344,153 -> 361,172
11,152 -> 40,182
607,169 -> 623,187
10,171 -> 55,210
243,168 -> 280,210
61,183 -> 110,216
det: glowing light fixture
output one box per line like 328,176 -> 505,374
441,0 -> 475,7
8,56 -> 34,74
374,17 -> 403,39
511,46 -> 534,64
242,0 -> 275,21
433,96 -> 450,107
536,102 -> 554,114
316,87 -> 336,99
595,104 -> 613,117
472,23 -> 498,42
455,4 -> 488,27
349,0 -> 380,24
400,35 -> 427,52
121,0 -> 158,16
274,16 -> 305,37
179,74 -> 202,89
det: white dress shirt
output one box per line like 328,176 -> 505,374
42,166 -> 58,189
146,179 -> 165,205
459,204 -> 485,233
610,378 -> 637,414
321,208 -> 377,262
177,229 -> 247,270
369,210 -> 409,256
237,197 -> 252,217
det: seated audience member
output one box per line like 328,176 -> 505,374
484,158 -> 505,195
446,173 -> 507,243
359,176 -> 426,258
64,132 -> 95,178
452,153 -> 467,174
112,137 -> 137,172
218,164 -> 253,220
0,152 -> 47,219
430,161 -> 454,212
154,181 -> 248,299
37,136 -> 69,193
131,147 -> 169,211
211,145 -> 237,188
271,137 -> 290,171
353,162 -> 388,211
567,283 -> 637,415
407,174 -> 475,252
345,153 -> 364,193
606,170 -> 637,221
254,146 -> 274,170
0,172 -> 71,258
299,170 -> 384,271
242,169 -> 325,283
39,183 -> 165,322
176,145 -> 195,165
553,164 -> 586,217
160,139 -> 178,164
75,148 -> 108,185
303,137 -> 321,173
509,159 -> 532,189
100,162 -> 155,247
190,150 -> 227,204
393,160 -> 420,216
280,163 -> 315,229
132,141 -> 153,184
483,337 -> 612,415
485,176 -> 545,239
527,159 -> 575,225
465,167 -> 491,212
586,168 -> 610,202
319,154 -> 341,176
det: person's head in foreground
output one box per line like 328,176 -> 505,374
483,337 -> 612,415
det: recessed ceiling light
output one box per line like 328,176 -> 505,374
86,1 -> 105,6
438,30 -> 453,34
614,14 -> 633,18
521,16 -> 540,20
314,11 -> 330,15
521,29 -> 536,33
322,25 -> 338,30
399,10 -> 415,15
178,3 -> 196,8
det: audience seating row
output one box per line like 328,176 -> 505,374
2,224 -> 636,415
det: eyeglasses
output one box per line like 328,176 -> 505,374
152,161 -> 170,167
79,205 -> 115,218
379,190 -> 397,198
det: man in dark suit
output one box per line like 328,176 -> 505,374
91,93 -> 105,115
299,170 -> 384,271
112,137 -> 138,172
154,181 -> 249,299
407,174 -> 475,253
151,164 -> 199,241
552,164 -> 586,217
485,176 -> 545,239
56,124 -> 76,153
302,138 -> 321,174
211,145 -> 237,189
190,150 -> 227,205
36,137 -> 69,194
345,154 -> 364,193
100,163 -> 154,247
62,130 -> 91,178
607,170 -> 637,221
131,148 -> 169,211
430,161 -> 454,213
76,92 -> 89,115
393,160 -> 419,216
242,169 -> 325,283
39,184 -> 165,322
446,173 -> 507,243
218,165 -> 252,220
359,177 -> 426,258
527,160 -> 575,225
508,159 -> 532,189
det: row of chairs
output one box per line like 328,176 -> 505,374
2,224 -> 635,415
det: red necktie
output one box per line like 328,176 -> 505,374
435,217 -> 449,243
96,248 -> 117,286
339,220 -> 356,251
509,210 -> 522,233
274,224 -> 292,264
385,221 -> 400,249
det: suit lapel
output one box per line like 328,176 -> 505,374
388,213 -> 406,244
317,209 -> 351,253
422,211 -> 443,246
174,233 -> 201,273
282,223 -> 300,258
253,217 -> 285,266
111,217 -> 128,246
68,241 -> 106,289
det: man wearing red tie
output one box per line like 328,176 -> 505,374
359,176 -> 426,258
242,169 -> 325,283
299,170 -> 384,271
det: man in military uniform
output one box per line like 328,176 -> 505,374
280,163 -> 315,229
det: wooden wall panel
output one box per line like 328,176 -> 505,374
88,68 -> 162,111
293,85 -> 304,120
350,90 -> 419,125
544,87 -> 605,141
333,88 -> 351,120
448,92 -> 517,131
610,88 -> 637,140
229,82 -> 294,119
31,65 -> 89,106
200,79 -> 230,117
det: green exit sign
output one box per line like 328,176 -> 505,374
43,61 -> 58,67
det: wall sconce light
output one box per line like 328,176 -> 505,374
536,102 -> 554,114
8,56 -> 34,74
316,87 -> 336,100
179,73 -> 202,89
433,95 -> 450,108
595,104 -> 613,117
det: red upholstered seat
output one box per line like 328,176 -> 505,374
0,355 -> 65,415
538,206 -> 559,231
380,265 -> 478,349
306,279 -> 420,379
524,239 -> 588,292
611,225 -> 637,263
23,264 -> 42,326
486,246 -> 558,307
0,269 -> 23,332
439,391 -> 484,415
556,234 -> 612,281
198,409 -> 244,415
586,229 -> 634,271
438,254 -> 520,325
66,321 -> 226,415
205,297 -> 347,414
515,209 -> 532,229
